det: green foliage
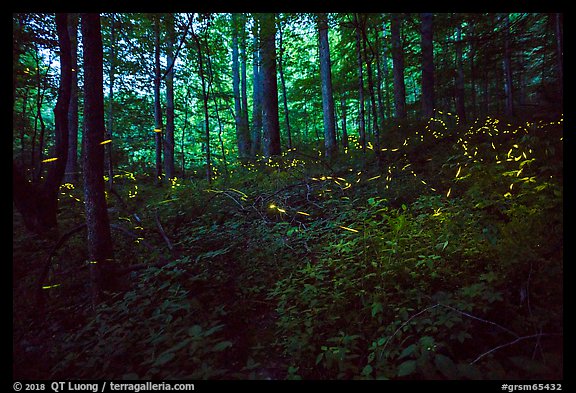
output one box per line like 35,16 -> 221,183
13,110 -> 562,379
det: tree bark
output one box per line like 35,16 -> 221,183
259,13 -> 281,158
81,13 -> 115,306
13,13 -> 72,233
420,13 -> 435,119
278,17 -> 292,150
390,13 -> 407,119
502,13 -> 514,117
105,13 -> 115,190
65,13 -> 79,183
190,22 -> 212,182
250,16 -> 262,157
554,13 -> 563,109
317,13 -> 337,161
455,22 -> 467,122
353,13 -> 366,150
153,14 -> 163,184
164,13 -> 176,179
360,15 -> 380,151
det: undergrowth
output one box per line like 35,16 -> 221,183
13,114 -> 563,379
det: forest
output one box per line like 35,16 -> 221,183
13,12 -> 563,381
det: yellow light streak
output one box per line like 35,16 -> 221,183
42,157 -> 58,163
338,225 -> 359,233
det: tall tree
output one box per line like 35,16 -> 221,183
190,18 -> 212,182
81,12 -> 114,305
554,13 -> 563,109
360,14 -> 380,151
420,13 -> 435,119
259,13 -> 281,157
13,13 -> 72,233
317,13 -> 337,160
277,15 -> 292,149
105,13 -> 116,190
232,13 -> 250,160
455,21 -> 466,122
64,13 -> 79,183
164,13 -> 176,179
153,14 -> 163,184
353,13 -> 366,150
250,16 -> 262,156
239,13 -> 250,151
390,13 -> 407,119
502,13 -> 514,117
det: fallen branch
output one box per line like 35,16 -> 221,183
154,208 -> 174,252
470,333 -> 562,365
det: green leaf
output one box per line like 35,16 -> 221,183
361,364 -> 373,376
457,363 -> 482,380
188,325 -> 202,337
397,360 -> 417,377
212,341 -> 233,352
434,354 -> 458,379
398,344 -> 416,360
153,352 -> 175,367
371,302 -> 384,317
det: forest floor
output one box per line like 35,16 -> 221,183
13,114 -> 563,380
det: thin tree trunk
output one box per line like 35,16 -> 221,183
360,15 -> 380,152
153,14 -> 163,185
554,13 -> 563,109
340,97 -> 348,149
239,13 -> 250,150
391,13 -> 407,120
13,13 -> 72,233
455,22 -> 467,122
502,13 -> 514,117
381,15 -> 391,119
250,16 -> 262,157
278,17 -> 292,150
420,13 -> 435,119
105,13 -> 115,190
164,13 -> 176,179
190,23 -> 212,182
317,13 -> 337,160
353,13 -> 366,151
65,13 -> 79,184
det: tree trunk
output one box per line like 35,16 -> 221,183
240,13 -> 250,151
353,13 -> 366,150
259,13 -> 281,158
455,22 -> 467,122
250,16 -> 262,157
420,13 -> 435,119
502,13 -> 514,117
317,13 -> 337,161
390,13 -> 407,119
190,23 -> 212,182
164,13 -> 176,179
105,13 -> 115,190
340,97 -> 348,149
153,14 -> 163,184
381,15 -> 391,120
278,17 -> 292,150
554,13 -> 563,109
13,13 -> 72,234
81,13 -> 115,306
360,15 -> 380,152
65,13 -> 79,184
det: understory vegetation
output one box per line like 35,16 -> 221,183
13,114 -> 563,380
